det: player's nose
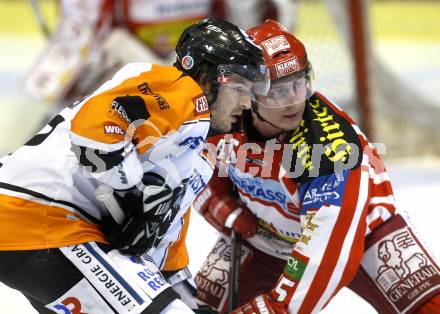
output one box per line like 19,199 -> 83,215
239,93 -> 252,109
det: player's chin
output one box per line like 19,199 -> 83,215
231,115 -> 240,123
280,114 -> 302,130
224,116 -> 242,132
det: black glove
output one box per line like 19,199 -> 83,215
101,173 -> 187,255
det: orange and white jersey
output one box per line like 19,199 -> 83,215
209,92 -> 397,313
1,63 -> 213,270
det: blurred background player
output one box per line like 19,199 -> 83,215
24,0 -> 294,115
0,18 -> 269,314
192,20 -> 440,314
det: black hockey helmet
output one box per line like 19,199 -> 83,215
175,17 -> 270,97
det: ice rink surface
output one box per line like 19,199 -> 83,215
0,13 -> 439,314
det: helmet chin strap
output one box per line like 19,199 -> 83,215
251,103 -> 285,131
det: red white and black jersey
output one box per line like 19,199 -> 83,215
208,92 -> 396,313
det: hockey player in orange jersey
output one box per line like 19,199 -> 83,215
193,20 -> 440,314
0,18 -> 270,314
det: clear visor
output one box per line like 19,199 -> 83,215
217,64 -> 271,97
254,72 -> 314,108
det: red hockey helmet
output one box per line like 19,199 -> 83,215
247,20 -> 314,107
247,19 -> 309,80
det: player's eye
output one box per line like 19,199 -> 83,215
269,87 -> 289,99
293,78 -> 307,91
227,83 -> 251,95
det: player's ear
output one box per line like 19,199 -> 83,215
198,73 -> 213,98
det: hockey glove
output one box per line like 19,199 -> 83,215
101,173 -> 185,255
193,175 -> 257,239
230,294 -> 288,314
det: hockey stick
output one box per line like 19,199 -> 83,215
95,184 -> 126,225
95,184 -> 153,264
228,230 -> 242,312
98,182 -> 242,311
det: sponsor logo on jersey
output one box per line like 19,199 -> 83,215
274,252 -> 309,303
138,81 -> 153,94
193,94 -> 209,115
284,251 -> 309,281
303,189 -> 340,206
179,136 -> 205,150
104,123 -> 125,135
195,275 -> 226,309
228,167 -> 298,217
363,215 -> 440,312
258,220 -> 300,244
60,244 -> 146,312
117,164 -> 128,185
287,97 -> 362,180
188,168 -> 207,195
195,237 -> 247,309
136,267 -> 168,292
310,99 -> 351,163
154,94 -> 170,110
53,297 -> 84,314
275,57 -> 300,78
182,55 -> 194,70
111,100 -> 132,125
138,82 -> 170,110
300,172 -> 347,210
261,35 -> 290,56
288,119 -> 311,171
46,278 -> 116,313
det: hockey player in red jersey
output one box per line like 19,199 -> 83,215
0,18 -> 270,314
25,0 -> 213,106
25,0 -> 292,110
193,20 -> 440,314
